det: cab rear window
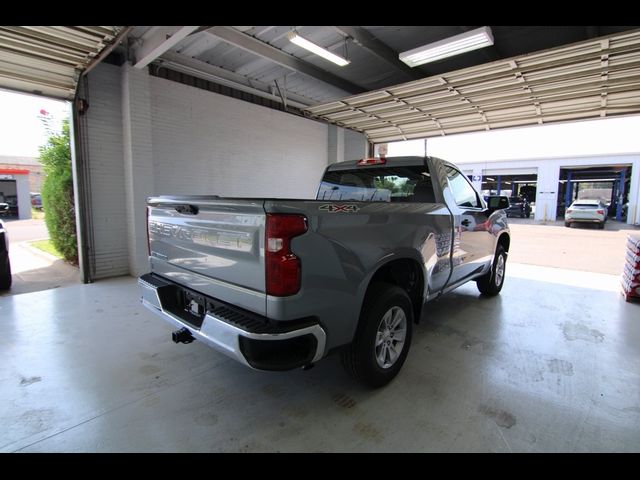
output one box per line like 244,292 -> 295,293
317,166 -> 435,203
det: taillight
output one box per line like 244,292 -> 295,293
566,209 -> 573,213
265,214 -> 307,296
357,157 -> 386,166
596,209 -> 605,215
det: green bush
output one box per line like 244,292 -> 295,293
38,119 -> 77,264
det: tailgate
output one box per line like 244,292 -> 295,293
147,196 -> 266,315
571,206 -> 599,219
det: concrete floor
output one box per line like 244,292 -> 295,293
508,219 -> 639,275
1,263 -> 639,452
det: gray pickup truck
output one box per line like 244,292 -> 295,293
139,155 -> 510,387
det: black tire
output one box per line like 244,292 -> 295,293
342,283 -> 413,388
526,212 -> 531,219
476,245 -> 507,296
0,251 -> 11,290
565,221 -> 571,228
598,222 -> 605,230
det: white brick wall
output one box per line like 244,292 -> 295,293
84,64 -> 129,279
345,128 -> 368,161
149,76 -> 329,199
122,65 -> 155,276
83,65 -> 333,279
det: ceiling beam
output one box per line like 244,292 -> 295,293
158,51 -> 315,107
332,26 -> 422,81
586,26 -> 600,39
134,26 -> 200,69
204,26 -> 365,95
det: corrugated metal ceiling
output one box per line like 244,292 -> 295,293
305,29 -> 640,143
0,26 -> 125,100
4,25 -> 640,140
167,25 -> 362,103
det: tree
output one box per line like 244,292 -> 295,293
38,117 -> 77,264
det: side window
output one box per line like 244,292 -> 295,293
445,166 -> 481,208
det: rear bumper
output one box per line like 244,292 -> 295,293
138,273 -> 326,371
565,217 -> 604,223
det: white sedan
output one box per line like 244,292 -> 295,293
564,199 -> 608,229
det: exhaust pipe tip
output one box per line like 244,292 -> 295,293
172,327 -> 195,344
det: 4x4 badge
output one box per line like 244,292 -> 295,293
319,204 -> 359,213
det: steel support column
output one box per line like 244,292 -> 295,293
565,172 -> 573,206
617,168 -> 627,221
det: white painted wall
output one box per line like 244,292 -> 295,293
82,64 -> 341,279
15,175 -> 30,220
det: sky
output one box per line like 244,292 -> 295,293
384,114 -> 640,163
0,89 -> 70,158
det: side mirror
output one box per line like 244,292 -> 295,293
487,195 -> 509,213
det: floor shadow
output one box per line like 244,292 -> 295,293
0,259 -> 80,297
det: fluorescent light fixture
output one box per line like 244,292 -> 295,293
287,31 -> 350,67
399,26 -> 494,67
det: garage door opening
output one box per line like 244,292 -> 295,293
558,165 -> 633,224
0,178 -> 18,218
0,91 -> 79,297
480,175 -> 537,200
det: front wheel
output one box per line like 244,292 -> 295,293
476,245 -> 506,296
0,252 -> 11,290
342,283 -> 413,388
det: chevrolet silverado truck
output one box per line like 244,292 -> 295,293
139,156 -> 510,387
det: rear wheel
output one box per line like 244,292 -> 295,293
342,283 -> 413,388
565,221 -> 571,227
476,245 -> 506,296
598,222 -> 605,230
0,251 -> 11,290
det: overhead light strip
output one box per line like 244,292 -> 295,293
400,27 -> 494,67
287,31 -> 350,67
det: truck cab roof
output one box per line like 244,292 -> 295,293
326,156 -> 436,171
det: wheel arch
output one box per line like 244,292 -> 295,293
497,232 -> 510,253
360,257 -> 426,326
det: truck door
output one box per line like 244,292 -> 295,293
443,165 -> 494,285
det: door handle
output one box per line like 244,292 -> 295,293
461,219 -> 471,227
174,204 -> 199,215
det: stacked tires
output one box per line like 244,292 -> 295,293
622,234 -> 640,302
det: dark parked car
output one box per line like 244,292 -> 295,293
31,193 -> 43,210
0,202 -> 9,216
506,196 -> 532,218
0,218 -> 11,290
